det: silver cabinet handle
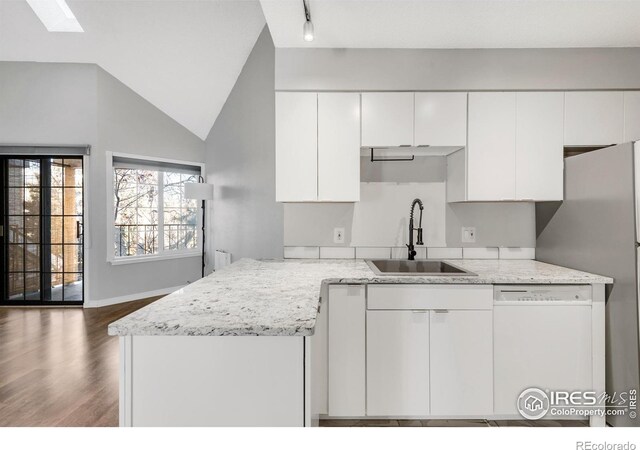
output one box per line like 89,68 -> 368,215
434,309 -> 449,314
412,310 -> 428,314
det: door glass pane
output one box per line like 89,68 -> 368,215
8,159 -> 24,186
25,216 -> 39,243
50,245 -> 63,272
63,159 -> 82,187
50,217 -> 63,243
8,216 -> 23,243
25,244 -> 40,272
8,245 -> 24,272
63,217 -> 82,244
8,188 -> 24,214
24,160 -> 40,186
25,273 -> 40,300
8,273 -> 24,300
63,245 -> 82,272
50,158 -> 64,186
24,188 -> 39,215
63,273 -> 82,301
50,188 -> 63,215
50,273 -> 63,301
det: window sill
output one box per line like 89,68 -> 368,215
109,251 -> 200,266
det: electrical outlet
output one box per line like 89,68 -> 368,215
334,227 -> 345,244
462,227 -> 476,243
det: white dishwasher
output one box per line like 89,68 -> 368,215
493,285 -> 593,416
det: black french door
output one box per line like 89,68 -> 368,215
0,156 -> 84,305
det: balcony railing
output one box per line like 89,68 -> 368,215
114,223 -> 197,257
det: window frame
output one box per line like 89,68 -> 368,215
106,151 -> 205,265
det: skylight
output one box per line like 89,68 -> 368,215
26,0 -> 84,33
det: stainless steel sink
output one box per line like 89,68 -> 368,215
365,259 -> 477,276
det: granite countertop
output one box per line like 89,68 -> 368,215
107,258 -> 613,337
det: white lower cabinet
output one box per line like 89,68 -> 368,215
366,310 -> 430,416
429,310 -> 493,415
327,285 -> 366,417
493,304 -> 592,415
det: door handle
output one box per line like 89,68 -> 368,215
76,221 -> 83,239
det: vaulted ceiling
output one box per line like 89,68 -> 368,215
260,0 -> 640,49
0,0 -> 266,140
2,1 -> 640,141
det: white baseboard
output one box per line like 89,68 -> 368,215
84,285 -> 184,308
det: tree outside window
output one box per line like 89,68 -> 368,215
113,166 -> 198,258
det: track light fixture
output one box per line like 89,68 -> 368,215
302,0 -> 314,42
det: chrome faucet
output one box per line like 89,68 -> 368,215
407,198 -> 424,260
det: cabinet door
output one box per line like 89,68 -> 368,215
564,91 -> 624,146
310,292 -> 328,417
366,310 -> 429,416
494,305 -> 592,415
515,92 -> 564,201
275,92 -> 317,202
467,92 -> 517,201
318,93 -> 360,201
430,310 -> 493,415
624,91 -> 640,142
415,92 -> 467,146
361,93 -> 414,147
328,285 -> 365,417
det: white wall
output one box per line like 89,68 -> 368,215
0,62 -> 206,305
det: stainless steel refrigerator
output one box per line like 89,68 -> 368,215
537,141 -> 640,426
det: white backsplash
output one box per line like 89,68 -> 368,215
350,182 -> 446,247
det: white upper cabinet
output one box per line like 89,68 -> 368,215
515,92 -> 564,201
318,93 -> 361,201
275,92 -> 317,202
564,91 -> 624,146
414,92 -> 467,147
276,92 -> 360,202
361,93 -> 414,147
467,92 -> 517,201
451,92 -> 565,202
624,91 -> 640,142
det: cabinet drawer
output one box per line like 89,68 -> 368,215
367,285 -> 493,310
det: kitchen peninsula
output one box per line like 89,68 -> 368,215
109,258 -> 612,427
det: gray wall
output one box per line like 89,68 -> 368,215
93,68 -> 205,302
205,27 -> 283,266
0,62 -> 205,305
276,47 -> 640,91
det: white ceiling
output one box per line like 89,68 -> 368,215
260,0 -> 640,49
0,0 -> 267,140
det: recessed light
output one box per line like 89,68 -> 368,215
26,0 -> 84,33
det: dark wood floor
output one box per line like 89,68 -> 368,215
0,298 -> 158,427
320,419 -> 588,427
0,298 -> 588,427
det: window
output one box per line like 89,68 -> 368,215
111,155 -> 202,261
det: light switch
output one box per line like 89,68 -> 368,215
462,227 -> 476,243
334,227 -> 345,244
